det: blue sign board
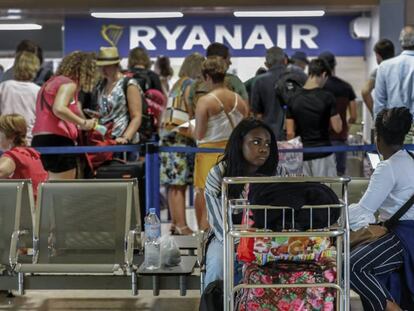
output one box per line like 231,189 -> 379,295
65,16 -> 364,57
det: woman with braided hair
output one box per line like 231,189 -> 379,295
32,51 -> 97,180
349,107 -> 414,311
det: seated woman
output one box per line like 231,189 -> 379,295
0,114 -> 48,199
349,107 -> 414,311
204,118 -> 287,288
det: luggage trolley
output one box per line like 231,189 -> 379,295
222,176 -> 351,311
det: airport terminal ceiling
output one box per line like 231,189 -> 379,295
0,0 -> 378,10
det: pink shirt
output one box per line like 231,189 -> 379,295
3,147 -> 48,200
32,75 -> 80,141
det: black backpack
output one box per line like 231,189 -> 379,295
125,68 -> 153,93
275,70 -> 306,108
249,182 -> 340,231
199,280 -> 223,311
121,74 -> 156,142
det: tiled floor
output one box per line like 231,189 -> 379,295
0,290 -> 201,311
0,289 -> 363,310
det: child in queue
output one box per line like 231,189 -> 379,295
0,114 -> 47,199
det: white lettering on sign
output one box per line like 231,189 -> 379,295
244,25 -> 273,49
276,25 -> 287,49
157,26 -> 186,50
129,24 -> 320,51
292,24 -> 318,49
183,26 -> 210,50
130,26 -> 156,50
215,25 -> 242,49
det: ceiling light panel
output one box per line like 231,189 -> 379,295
234,10 -> 325,17
91,12 -> 183,19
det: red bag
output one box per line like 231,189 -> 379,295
84,124 -> 116,171
237,231 -> 256,263
237,209 -> 256,263
144,89 -> 167,128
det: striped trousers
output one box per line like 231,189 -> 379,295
350,233 -> 404,311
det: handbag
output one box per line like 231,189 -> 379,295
161,78 -> 192,130
350,225 -> 389,249
350,151 -> 414,248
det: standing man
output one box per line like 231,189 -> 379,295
288,51 -> 309,81
286,58 -> 342,177
361,39 -> 395,115
319,51 -> 358,176
250,46 -> 287,140
375,25 -> 414,143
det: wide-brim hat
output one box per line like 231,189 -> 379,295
96,46 -> 121,66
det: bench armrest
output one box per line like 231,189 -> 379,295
9,230 -> 29,266
126,229 -> 140,267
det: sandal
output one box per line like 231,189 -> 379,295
170,224 -> 176,235
174,226 -> 194,235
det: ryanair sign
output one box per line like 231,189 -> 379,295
64,16 -> 364,57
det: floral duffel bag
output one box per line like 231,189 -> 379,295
235,260 -> 337,311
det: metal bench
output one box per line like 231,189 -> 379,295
0,180 -> 34,271
11,180 -> 139,295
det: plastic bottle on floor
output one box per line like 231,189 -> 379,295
144,208 -> 161,270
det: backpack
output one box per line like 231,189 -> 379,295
122,74 -> 166,142
249,182 -> 340,231
275,70 -> 306,108
125,68 -> 153,93
161,78 -> 193,130
199,280 -> 223,311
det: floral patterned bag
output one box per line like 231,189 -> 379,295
235,261 -> 336,311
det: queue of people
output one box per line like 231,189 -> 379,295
0,24 -> 414,310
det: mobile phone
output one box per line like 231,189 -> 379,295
83,108 -> 101,118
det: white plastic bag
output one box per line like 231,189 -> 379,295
160,235 -> 181,267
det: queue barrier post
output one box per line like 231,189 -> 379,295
145,143 -> 160,218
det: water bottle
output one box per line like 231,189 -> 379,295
144,208 -> 161,270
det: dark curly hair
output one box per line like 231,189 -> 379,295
220,118 -> 279,198
375,107 -> 413,145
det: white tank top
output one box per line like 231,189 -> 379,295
198,92 -> 244,144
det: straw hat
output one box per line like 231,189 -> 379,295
96,46 -> 121,66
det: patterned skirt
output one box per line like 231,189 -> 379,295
160,132 -> 196,186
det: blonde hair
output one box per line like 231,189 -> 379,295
56,51 -> 97,92
179,53 -> 205,79
128,47 -> 151,69
13,51 -> 40,81
0,114 -> 27,147
201,56 -> 227,83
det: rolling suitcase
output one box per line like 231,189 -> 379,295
95,159 -> 146,227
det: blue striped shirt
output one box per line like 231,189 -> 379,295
205,162 -> 288,242
374,50 -> 414,118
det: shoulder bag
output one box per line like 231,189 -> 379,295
350,151 -> 414,248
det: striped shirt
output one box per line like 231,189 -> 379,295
205,162 -> 288,242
